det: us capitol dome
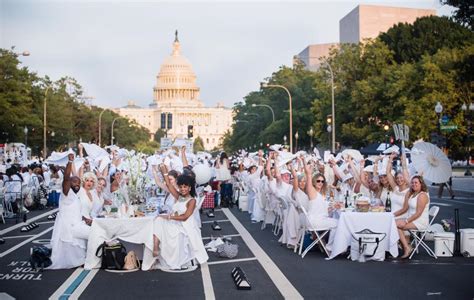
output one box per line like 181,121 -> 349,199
114,31 -> 233,150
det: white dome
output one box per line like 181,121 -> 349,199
153,33 -> 201,107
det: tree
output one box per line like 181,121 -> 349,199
441,0 -> 473,29
380,16 -> 474,63
193,136 -> 205,152
154,129 -> 166,142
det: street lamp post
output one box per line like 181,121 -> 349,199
251,103 -> 275,123
462,103 -> 473,176
435,101 -> 443,148
321,59 -> 336,154
98,109 -> 106,146
261,82 -> 293,153
43,85 -> 52,159
383,124 -> 390,150
295,131 -> 299,152
111,117 -> 123,145
308,128 -> 314,150
24,126 -> 28,152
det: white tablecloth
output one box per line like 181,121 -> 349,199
328,212 -> 399,260
84,217 -> 155,270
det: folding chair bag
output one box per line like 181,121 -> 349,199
350,229 -> 387,261
202,192 -> 215,209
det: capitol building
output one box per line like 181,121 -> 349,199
114,33 -> 233,150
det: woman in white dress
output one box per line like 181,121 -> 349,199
153,174 -> 208,270
77,172 -> 102,220
304,163 -> 338,230
386,152 -> 410,218
394,175 -> 430,258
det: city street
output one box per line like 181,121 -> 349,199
1,181 -> 473,299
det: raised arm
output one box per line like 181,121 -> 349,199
386,152 -> 398,190
290,160 -> 299,193
265,152 -> 274,181
62,153 -> 75,195
180,146 -> 189,168
304,159 -> 317,199
152,164 -> 168,192
400,151 -> 410,183
160,164 -> 179,200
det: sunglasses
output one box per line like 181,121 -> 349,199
316,180 -> 325,183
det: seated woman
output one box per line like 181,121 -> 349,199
77,172 -> 102,219
153,173 -> 208,270
394,175 -> 430,258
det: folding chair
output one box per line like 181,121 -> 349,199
299,206 -> 335,258
408,206 -> 440,259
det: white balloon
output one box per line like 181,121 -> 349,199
193,163 -> 212,185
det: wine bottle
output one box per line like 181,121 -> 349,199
344,191 -> 349,208
385,191 -> 391,212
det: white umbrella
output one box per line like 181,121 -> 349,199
411,142 -> 452,184
341,149 -> 363,161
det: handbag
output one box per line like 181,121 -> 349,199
123,251 -> 140,270
351,229 -> 386,261
217,242 -> 238,259
95,241 -> 127,270
29,245 -> 52,270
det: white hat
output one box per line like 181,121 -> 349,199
280,169 -> 291,175
363,165 -> 374,173
383,145 -> 400,154
269,144 -> 283,151
277,151 -> 296,168
342,173 -> 354,182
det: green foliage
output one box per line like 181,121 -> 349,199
380,16 -> 474,63
134,140 -> 159,155
193,136 -> 205,152
154,129 -> 166,142
0,48 -> 151,156
224,16 -> 473,159
441,0 -> 473,29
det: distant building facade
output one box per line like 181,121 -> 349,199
114,33 -> 233,150
340,4 -> 435,44
296,4 -> 435,70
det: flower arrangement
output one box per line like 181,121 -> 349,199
441,218 -> 455,232
124,152 -> 152,205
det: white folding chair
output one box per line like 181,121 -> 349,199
299,206 -> 335,258
408,206 -> 440,259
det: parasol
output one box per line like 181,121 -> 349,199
411,142 -> 452,183
341,149 -> 363,161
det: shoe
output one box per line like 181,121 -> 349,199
400,246 -> 414,259
207,211 -> 215,218
212,221 -> 221,231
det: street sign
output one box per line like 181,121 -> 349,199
441,115 -> 449,125
440,125 -> 458,131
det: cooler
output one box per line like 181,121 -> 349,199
460,228 -> 474,257
434,232 -> 454,257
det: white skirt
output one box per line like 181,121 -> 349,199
154,218 -> 193,269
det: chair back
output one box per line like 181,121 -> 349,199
428,206 -> 440,226
300,205 -> 315,231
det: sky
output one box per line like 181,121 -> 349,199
1,0 -> 455,109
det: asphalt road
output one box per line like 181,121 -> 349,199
0,185 -> 473,299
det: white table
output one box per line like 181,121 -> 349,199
328,212 -> 399,261
84,217 -> 155,271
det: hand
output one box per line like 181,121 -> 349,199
78,143 -> 83,150
68,153 -> 75,161
390,152 -> 397,160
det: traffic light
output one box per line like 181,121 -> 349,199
187,125 -> 194,138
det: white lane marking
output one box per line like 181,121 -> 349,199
468,218 -> 474,221
202,234 -> 241,240
207,257 -> 258,265
68,269 -> 99,300
430,202 -> 453,207
201,219 -> 231,224
222,208 -> 303,299
0,208 -> 58,235
49,268 -> 84,300
0,227 -> 53,258
37,221 -> 55,225
446,199 -> 474,206
200,263 -> 216,300
2,235 -> 35,239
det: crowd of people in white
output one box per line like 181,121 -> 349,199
0,141 -> 432,270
